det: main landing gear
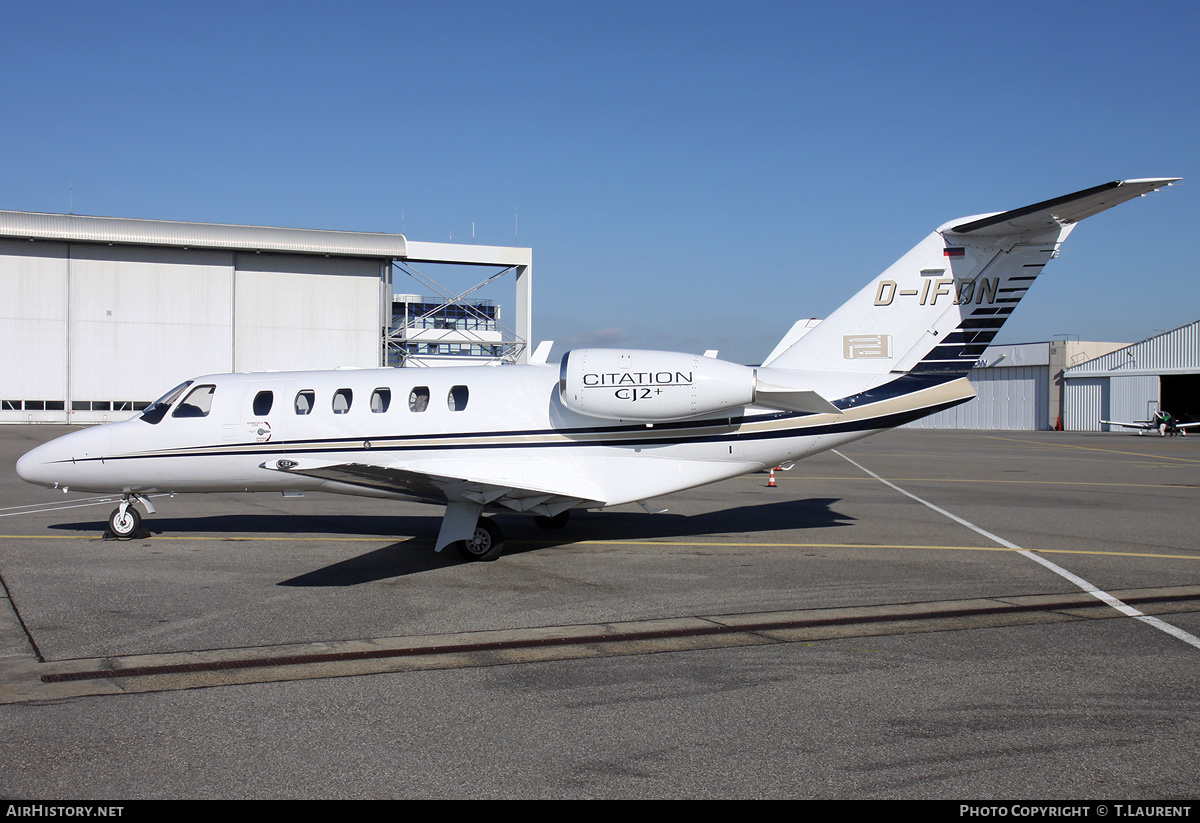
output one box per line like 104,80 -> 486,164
441,505 -> 574,563
455,517 -> 504,562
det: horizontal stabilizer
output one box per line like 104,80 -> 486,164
947,178 -> 1179,236
753,386 -> 841,415
754,368 -> 842,414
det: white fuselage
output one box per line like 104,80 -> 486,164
15,363 -> 968,508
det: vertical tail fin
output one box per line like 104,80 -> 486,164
767,179 -> 1178,388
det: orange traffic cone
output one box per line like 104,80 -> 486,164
768,468 -> 777,487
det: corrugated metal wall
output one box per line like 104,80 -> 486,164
1064,321 -> 1199,375
1061,320 -> 1198,431
905,366 -> 1049,430
1107,375 -> 1159,429
1064,377 -> 1109,431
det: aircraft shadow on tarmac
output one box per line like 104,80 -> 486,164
51,496 -> 852,586
285,496 -> 854,585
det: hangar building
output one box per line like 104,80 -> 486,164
904,339 -> 1125,431
0,210 -> 531,424
1061,320 -> 1200,431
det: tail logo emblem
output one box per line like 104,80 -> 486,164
843,334 -> 892,359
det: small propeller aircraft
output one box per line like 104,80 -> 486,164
1102,411 -> 1198,436
17,178 -> 1179,560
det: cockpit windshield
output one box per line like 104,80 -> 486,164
139,380 -> 193,424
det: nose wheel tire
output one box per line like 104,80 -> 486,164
455,518 -> 504,562
108,504 -> 142,539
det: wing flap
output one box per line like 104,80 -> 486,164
262,458 -> 605,516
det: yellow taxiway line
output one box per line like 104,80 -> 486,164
1,533 -> 1197,562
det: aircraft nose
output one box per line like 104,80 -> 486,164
16,427 -> 111,489
15,440 -> 64,488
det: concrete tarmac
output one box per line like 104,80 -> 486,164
0,425 -> 1197,798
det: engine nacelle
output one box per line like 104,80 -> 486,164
559,349 -> 756,422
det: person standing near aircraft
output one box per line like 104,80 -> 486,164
1155,410 -> 1174,436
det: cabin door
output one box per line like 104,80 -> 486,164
222,380 -> 287,446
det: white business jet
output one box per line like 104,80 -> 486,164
17,179 -> 1178,560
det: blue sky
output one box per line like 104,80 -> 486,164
2,0 -> 1196,364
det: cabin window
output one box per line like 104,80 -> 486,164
409,386 -> 430,412
172,384 -> 216,418
295,390 -> 315,415
333,388 -> 353,414
140,380 -> 193,424
371,388 -> 391,413
253,391 -> 274,416
448,385 -> 469,411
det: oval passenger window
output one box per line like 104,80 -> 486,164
371,388 -> 391,413
409,387 -> 430,412
253,391 -> 273,416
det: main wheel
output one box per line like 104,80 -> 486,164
455,518 -> 504,562
533,511 -> 570,530
108,505 -> 141,539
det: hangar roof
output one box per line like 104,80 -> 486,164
0,210 -> 408,259
1063,320 -> 1200,378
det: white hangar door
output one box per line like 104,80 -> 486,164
232,253 -> 384,373
67,245 -> 235,421
0,239 -> 68,422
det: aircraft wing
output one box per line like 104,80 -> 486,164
260,457 -> 606,518
1100,419 -> 1150,429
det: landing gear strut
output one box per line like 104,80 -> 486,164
455,517 -> 504,562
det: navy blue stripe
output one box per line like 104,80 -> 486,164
72,395 -> 974,466
64,372 -> 968,466
943,330 -> 998,345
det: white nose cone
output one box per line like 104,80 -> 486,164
15,426 -> 112,490
15,440 -> 63,488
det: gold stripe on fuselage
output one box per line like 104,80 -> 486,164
102,377 -> 976,461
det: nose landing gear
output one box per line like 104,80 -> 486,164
106,495 -> 155,539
